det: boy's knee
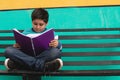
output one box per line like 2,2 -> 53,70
50,48 -> 60,54
49,48 -> 61,57
4,46 -> 15,56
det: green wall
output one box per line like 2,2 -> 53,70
0,6 -> 120,30
0,6 -> 120,80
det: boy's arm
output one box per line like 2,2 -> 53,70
57,41 -> 62,50
55,35 -> 62,50
54,35 -> 62,50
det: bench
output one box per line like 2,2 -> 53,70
1,28 -> 120,80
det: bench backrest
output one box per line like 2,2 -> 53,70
1,28 -> 120,71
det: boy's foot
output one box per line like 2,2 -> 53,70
44,58 -> 63,72
4,58 -> 17,70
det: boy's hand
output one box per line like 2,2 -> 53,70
13,43 -> 21,48
49,39 -> 58,48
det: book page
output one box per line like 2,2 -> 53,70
13,28 -> 30,38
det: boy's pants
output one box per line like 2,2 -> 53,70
4,46 -> 61,71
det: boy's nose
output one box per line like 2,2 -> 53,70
36,25 -> 40,28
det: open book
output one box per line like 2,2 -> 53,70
13,28 -> 54,56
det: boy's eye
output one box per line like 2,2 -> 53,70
34,23 -> 37,25
33,23 -> 44,26
39,23 -> 44,26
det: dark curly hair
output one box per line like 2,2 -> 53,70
31,8 -> 49,23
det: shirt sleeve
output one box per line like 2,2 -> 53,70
54,35 -> 62,50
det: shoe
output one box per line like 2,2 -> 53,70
44,58 -> 63,72
4,58 -> 17,70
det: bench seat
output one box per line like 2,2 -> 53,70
1,28 -> 120,80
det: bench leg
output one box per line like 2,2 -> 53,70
22,75 -> 41,80
22,75 -> 27,80
27,75 -> 40,80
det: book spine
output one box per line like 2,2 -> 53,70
30,38 -> 36,56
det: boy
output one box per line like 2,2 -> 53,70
4,8 -> 63,72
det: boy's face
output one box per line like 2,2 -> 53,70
32,19 -> 47,32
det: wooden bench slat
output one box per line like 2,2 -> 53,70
1,35 -> 120,41
54,28 -> 120,32
0,61 -> 4,65
60,35 -> 120,39
1,61 -> 120,66
0,30 -> 23,33
1,70 -> 120,76
63,43 -> 120,48
0,37 -> 14,40
64,60 -> 120,66
0,53 -> 4,56
0,45 -> 12,48
1,43 -> 120,48
61,52 -> 120,56
1,52 -> 120,57
1,28 -> 120,33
